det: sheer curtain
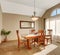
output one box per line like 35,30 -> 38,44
45,16 -> 60,41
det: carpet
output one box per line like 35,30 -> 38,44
33,44 -> 58,55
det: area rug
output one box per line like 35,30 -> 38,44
33,44 -> 58,55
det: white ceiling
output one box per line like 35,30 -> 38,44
3,0 -> 60,9
0,0 -> 60,17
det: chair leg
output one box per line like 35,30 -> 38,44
51,39 -> 52,43
18,40 -> 20,48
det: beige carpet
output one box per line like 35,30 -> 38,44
47,41 -> 60,55
33,44 -> 58,55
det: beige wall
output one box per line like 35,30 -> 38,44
2,13 -> 42,41
38,17 -> 45,30
0,5 -> 2,43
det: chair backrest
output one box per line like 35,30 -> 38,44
30,29 -> 35,34
47,29 -> 52,35
16,30 -> 20,39
16,30 -> 20,48
38,30 -> 45,44
38,30 -> 45,35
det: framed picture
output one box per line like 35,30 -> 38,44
20,21 -> 35,29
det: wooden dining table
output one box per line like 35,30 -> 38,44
24,34 -> 40,49
24,34 -> 52,49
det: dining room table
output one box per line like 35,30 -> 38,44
24,34 -> 52,49
24,34 -> 40,49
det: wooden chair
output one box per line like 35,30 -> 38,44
16,30 -> 27,48
45,35 -> 52,45
30,29 -> 38,46
45,29 -> 52,45
30,29 -> 35,34
37,30 -> 45,46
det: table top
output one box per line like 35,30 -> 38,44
24,34 -> 40,39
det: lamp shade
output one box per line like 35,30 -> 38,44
32,16 -> 39,21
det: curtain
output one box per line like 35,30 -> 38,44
45,16 -> 60,41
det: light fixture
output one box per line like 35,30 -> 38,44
31,0 -> 39,21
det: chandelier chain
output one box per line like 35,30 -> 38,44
34,0 -> 35,12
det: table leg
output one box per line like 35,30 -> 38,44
27,39 -> 31,49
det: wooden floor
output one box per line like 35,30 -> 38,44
0,41 -> 42,55
0,40 -> 60,55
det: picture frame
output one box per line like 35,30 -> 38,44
20,21 -> 35,29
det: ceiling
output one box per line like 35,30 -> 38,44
5,0 -> 60,9
1,0 -> 60,15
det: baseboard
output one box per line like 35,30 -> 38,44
1,40 -> 17,43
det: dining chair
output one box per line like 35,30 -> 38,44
45,29 -> 52,45
16,30 -> 27,49
37,30 -> 45,46
30,29 -> 38,46
45,35 -> 52,45
30,29 -> 35,34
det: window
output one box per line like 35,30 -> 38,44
45,18 -> 55,35
51,8 -> 60,16
45,17 -> 60,36
57,9 -> 60,14
51,9 -> 56,16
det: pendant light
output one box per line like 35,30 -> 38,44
31,0 -> 39,21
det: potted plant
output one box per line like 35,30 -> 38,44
1,29 -> 11,42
